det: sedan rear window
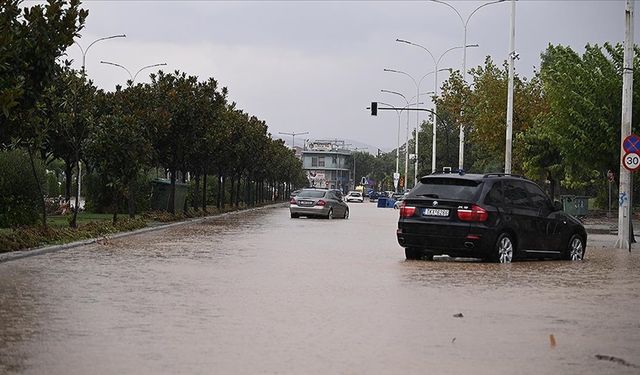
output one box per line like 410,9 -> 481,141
410,178 -> 482,201
297,190 -> 326,198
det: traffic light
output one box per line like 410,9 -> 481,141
370,102 -> 377,116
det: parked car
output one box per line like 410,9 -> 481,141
346,191 -> 364,203
392,192 -> 406,209
290,188 -> 349,219
368,191 -> 380,201
396,173 -> 587,263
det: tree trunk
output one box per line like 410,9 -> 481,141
112,187 -> 119,225
216,171 -> 222,209
230,175 -> 236,206
64,162 -> 73,203
236,175 -> 241,207
127,179 -> 136,218
27,147 -> 47,230
193,172 -> 201,211
220,175 -> 226,210
70,152 -> 80,228
202,168 -> 208,213
181,171 -> 188,214
169,169 -> 176,214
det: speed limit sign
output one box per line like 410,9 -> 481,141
623,152 -> 640,171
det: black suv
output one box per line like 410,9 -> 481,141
396,173 -> 587,263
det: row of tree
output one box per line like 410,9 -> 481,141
370,42 -> 640,205
0,0 -> 306,229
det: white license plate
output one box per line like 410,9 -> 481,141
423,208 -> 449,217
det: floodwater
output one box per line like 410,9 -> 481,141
1,203 -> 639,375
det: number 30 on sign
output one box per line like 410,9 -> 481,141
623,152 -> 640,171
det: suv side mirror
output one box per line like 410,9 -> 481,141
553,200 -> 563,212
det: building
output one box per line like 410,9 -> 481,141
301,139 -> 352,192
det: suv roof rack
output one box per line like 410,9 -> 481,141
483,173 -> 523,178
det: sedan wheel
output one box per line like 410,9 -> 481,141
343,209 -> 349,219
327,209 -> 333,220
566,234 -> 585,261
495,233 -> 514,263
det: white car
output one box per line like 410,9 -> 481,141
346,191 -> 364,203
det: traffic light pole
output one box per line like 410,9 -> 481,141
369,103 -> 443,177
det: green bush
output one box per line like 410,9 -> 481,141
0,149 -> 45,227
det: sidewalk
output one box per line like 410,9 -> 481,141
582,215 -> 640,235
0,203 -> 287,263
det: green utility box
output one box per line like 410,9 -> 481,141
561,195 -> 589,217
150,178 -> 188,212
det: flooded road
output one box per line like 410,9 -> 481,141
1,203 -> 639,374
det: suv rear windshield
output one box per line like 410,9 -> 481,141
298,190 -> 327,198
410,177 -> 483,201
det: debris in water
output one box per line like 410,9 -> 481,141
451,337 -> 456,344
595,354 -> 640,369
453,313 -> 464,318
549,334 -> 556,348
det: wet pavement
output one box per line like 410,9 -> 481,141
1,203 -> 639,374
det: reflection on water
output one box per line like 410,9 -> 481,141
1,205 -> 639,374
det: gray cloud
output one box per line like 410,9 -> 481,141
56,0 -> 632,149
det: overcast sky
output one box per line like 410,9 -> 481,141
57,0 -> 635,151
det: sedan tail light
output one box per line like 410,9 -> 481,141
457,204 -> 488,222
315,200 -> 326,206
289,198 -> 296,204
399,202 -> 416,217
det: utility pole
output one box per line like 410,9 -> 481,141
616,0 -> 634,250
504,0 -> 516,174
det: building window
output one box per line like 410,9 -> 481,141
311,156 -> 325,167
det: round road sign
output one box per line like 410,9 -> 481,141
624,134 -> 640,153
623,152 -> 640,171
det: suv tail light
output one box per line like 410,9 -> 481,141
457,204 -> 488,222
399,202 -> 416,217
315,200 -> 326,206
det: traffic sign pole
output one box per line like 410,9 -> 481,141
616,0 -> 635,251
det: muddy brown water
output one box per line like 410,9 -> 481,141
1,204 -> 639,374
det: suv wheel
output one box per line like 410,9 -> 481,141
405,247 -> 421,260
565,234 -> 585,260
494,233 -> 514,263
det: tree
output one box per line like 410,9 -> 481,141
521,43 -> 640,195
0,0 -> 87,142
0,0 -> 86,228
87,87 -> 152,223
148,70 -> 200,214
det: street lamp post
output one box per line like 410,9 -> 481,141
380,92 -> 410,189
384,68 -> 440,187
396,39 -> 477,172
72,34 -> 125,224
278,131 -> 309,150
76,34 -> 126,75
100,61 -> 168,85
377,96 -> 421,192
430,0 -> 506,170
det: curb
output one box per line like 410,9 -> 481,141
587,227 -> 615,235
0,203 -> 287,264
